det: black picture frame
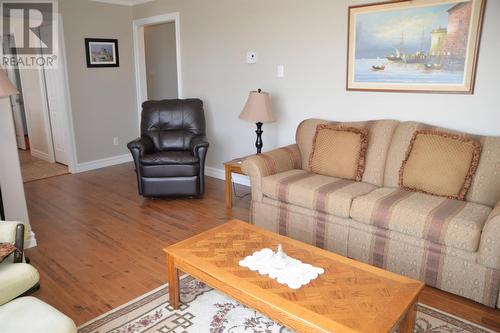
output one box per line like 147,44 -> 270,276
85,38 -> 119,68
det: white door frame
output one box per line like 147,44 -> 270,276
56,14 -> 78,173
132,13 -> 182,132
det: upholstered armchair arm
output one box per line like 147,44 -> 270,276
189,136 -> 209,194
127,137 -> 154,196
127,137 -> 154,158
478,202 -> 500,270
242,144 -> 302,201
0,222 -> 27,263
190,136 -> 210,157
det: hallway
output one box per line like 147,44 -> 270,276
18,150 -> 69,183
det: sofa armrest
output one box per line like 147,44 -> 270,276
127,137 -> 154,158
241,144 -> 302,201
478,202 -> 500,270
0,263 -> 40,306
190,136 -> 210,157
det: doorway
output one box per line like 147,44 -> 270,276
144,22 -> 178,100
2,15 -> 76,182
133,13 -> 182,128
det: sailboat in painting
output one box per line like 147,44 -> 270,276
386,30 -> 427,64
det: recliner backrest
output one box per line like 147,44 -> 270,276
141,99 -> 206,151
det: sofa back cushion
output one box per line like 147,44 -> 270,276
399,130 -> 481,200
296,119 -> 399,186
384,122 -> 500,207
309,125 -> 368,181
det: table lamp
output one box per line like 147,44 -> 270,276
239,89 -> 276,154
0,69 -> 19,220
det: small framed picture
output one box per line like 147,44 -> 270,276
85,38 -> 119,68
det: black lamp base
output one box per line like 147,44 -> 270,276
255,122 -> 263,154
0,187 -> 4,220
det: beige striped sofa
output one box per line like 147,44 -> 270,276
242,119 -> 500,308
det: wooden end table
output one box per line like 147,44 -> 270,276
164,220 -> 424,333
223,158 -> 246,209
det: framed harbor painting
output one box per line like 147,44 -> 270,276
347,0 -> 486,94
85,38 -> 120,68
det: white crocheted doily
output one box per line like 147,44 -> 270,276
239,247 -> 324,289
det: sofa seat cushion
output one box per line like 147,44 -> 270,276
261,169 -> 377,218
140,151 -> 199,165
0,296 -> 77,333
350,187 -> 491,252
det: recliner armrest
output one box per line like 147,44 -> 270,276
127,137 -> 154,157
190,136 -> 209,157
478,202 -> 500,270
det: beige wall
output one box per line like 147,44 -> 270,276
60,0 -> 138,163
144,22 -> 178,100
133,0 -> 500,170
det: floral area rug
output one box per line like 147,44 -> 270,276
78,276 -> 495,333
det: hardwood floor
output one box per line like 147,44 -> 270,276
23,163 -> 499,330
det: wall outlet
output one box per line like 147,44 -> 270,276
113,137 -> 119,146
246,52 -> 257,64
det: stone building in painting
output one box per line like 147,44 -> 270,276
442,2 -> 472,59
430,28 -> 447,57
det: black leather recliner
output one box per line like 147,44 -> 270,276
127,99 -> 209,197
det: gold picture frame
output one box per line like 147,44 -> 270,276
346,0 -> 486,94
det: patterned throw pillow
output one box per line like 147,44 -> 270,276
0,243 -> 16,263
400,130 -> 481,200
309,125 -> 368,181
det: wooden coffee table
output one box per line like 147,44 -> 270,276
164,220 -> 423,333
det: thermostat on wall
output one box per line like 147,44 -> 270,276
246,52 -> 257,64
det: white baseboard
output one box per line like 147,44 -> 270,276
30,149 -> 51,162
205,166 -> 250,187
75,153 -> 132,173
74,157 -> 248,185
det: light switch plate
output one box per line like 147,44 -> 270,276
246,52 -> 257,64
277,65 -> 285,78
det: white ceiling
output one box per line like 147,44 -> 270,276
89,0 -> 155,6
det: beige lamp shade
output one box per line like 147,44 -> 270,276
239,90 -> 276,123
0,70 -> 18,98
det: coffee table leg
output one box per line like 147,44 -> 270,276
399,302 -> 416,333
167,253 -> 180,309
